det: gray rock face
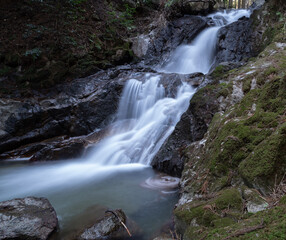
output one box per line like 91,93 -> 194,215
0,197 -> 58,240
215,17 -> 254,64
0,66 -> 146,159
79,209 -> 140,240
0,72 -> 123,156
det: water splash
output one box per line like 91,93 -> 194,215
160,9 -> 251,74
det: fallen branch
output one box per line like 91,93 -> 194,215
222,220 -> 264,240
105,210 -> 132,237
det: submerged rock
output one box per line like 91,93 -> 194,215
0,197 -> 58,240
79,209 -> 141,240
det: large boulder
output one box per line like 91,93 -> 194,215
0,197 -> 58,240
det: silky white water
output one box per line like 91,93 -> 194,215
87,75 -> 195,165
0,9 -> 251,239
161,9 -> 251,74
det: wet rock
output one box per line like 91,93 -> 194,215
79,209 -> 141,240
30,139 -> 86,161
0,70 -> 125,156
215,17 -> 254,65
152,78 -> 219,177
0,197 -> 58,240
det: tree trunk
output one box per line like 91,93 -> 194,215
229,0 -> 233,8
238,0 -> 241,8
242,0 -> 246,8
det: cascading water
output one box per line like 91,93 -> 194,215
88,75 -> 195,165
161,9 -> 251,74
0,8 -> 252,240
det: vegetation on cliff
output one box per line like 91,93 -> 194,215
0,0 -> 157,94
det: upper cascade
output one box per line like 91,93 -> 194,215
160,9 -> 251,75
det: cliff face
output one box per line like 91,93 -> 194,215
173,0 -> 286,238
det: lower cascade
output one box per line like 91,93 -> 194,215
88,75 -> 195,165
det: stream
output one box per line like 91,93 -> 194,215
0,9 -> 251,240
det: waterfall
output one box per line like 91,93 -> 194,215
88,75 -> 195,165
0,9 -> 253,237
87,9 -> 251,166
161,9 -> 251,74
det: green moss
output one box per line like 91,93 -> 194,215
175,204 -> 218,228
212,176 -> 230,191
242,77 -> 252,94
211,65 -> 226,79
217,82 -> 233,98
239,125 -> 286,184
264,66 -> 278,76
215,188 -> 243,211
280,196 -> 286,205
212,217 -> 235,228
203,204 -> 286,240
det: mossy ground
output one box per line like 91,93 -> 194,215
177,1 -> 286,238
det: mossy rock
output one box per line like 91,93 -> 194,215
239,123 -> 286,190
215,188 -> 243,211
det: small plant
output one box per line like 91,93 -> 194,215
276,11 -> 284,22
107,4 -> 136,31
89,34 -> 102,50
165,0 -> 178,7
24,48 -> 42,61
69,0 -> 87,5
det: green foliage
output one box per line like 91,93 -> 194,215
276,11 -> 285,22
69,0 -> 87,5
24,48 -> 42,61
107,4 -> 136,31
165,0 -> 178,7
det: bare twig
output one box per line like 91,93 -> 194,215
105,210 -> 132,237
